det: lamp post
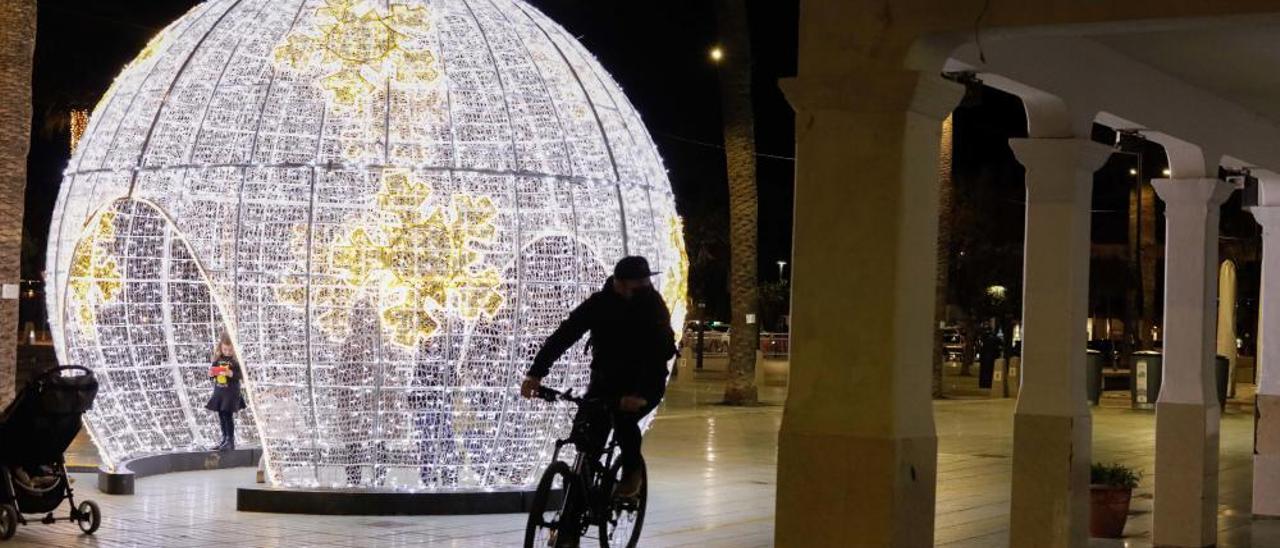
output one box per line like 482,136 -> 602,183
777,260 -> 787,281
696,302 -> 708,371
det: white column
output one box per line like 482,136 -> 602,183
1251,207 -> 1280,517
775,70 -> 962,547
1152,177 -> 1233,547
1008,138 -> 1112,548
1216,261 -> 1237,397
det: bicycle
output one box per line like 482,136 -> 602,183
524,386 -> 647,548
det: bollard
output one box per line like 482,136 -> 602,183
1131,350 -> 1162,410
1008,356 -> 1021,398
673,350 -> 692,385
989,358 -> 1009,399
1086,349 -> 1103,406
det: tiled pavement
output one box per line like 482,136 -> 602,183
6,374 -> 1280,546
934,394 -> 1280,547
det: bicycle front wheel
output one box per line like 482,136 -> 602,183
599,455 -> 647,548
526,461 -> 579,548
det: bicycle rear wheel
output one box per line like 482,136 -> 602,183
526,461 -> 580,548
598,456 -> 646,548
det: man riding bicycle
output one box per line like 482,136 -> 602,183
521,256 -> 677,499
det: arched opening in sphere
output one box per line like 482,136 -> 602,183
61,198 -> 258,467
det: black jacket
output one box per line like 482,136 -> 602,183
529,279 -> 677,403
205,356 -> 246,413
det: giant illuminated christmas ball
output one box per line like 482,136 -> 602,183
47,0 -> 687,490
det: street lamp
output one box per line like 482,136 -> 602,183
777,260 -> 787,280
709,45 -> 724,63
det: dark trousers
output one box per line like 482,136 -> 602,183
576,394 -> 658,478
612,409 -> 645,476
218,411 -> 235,441
978,358 -> 996,389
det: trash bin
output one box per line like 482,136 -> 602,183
1086,349 -> 1103,406
1131,350 -> 1162,410
1215,355 -> 1230,410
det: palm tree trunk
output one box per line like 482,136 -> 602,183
0,0 -> 35,407
932,115 -> 954,399
1139,182 -> 1158,347
714,0 -> 759,405
1124,174 -> 1142,361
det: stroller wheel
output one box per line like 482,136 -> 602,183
0,503 -> 16,540
76,501 -> 100,535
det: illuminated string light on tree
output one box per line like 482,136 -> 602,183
68,109 -> 89,152
48,0 -> 687,491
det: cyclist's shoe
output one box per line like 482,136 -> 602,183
614,468 -> 644,499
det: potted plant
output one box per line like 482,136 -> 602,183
1090,462 -> 1141,538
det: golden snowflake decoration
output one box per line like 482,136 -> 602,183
289,169 -> 504,348
68,212 -> 123,335
273,0 -> 438,110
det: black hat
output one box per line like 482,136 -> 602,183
614,256 -> 660,280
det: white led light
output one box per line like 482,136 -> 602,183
47,0 -> 687,492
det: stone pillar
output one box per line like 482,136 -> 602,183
1152,177 -> 1233,547
1007,138 -> 1112,548
774,69 -> 961,546
1251,207 -> 1280,517
1216,260 -> 1237,397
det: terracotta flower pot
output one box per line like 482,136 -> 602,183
1089,484 -> 1132,538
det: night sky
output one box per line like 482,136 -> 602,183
25,0 -> 800,321
24,1 -> 1259,342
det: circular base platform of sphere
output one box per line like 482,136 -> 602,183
236,486 -> 561,516
98,447 -> 263,495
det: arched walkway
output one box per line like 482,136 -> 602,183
780,3 -> 1280,546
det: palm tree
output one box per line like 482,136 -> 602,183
933,115 -> 955,398
0,0 -> 35,407
713,0 -> 759,405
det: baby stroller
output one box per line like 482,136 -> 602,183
0,366 -> 101,540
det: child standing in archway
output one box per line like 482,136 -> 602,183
206,332 -> 245,451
